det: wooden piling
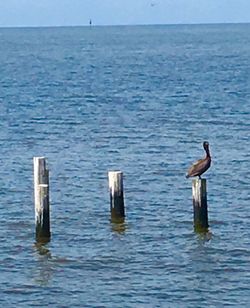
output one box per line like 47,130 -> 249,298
33,157 -> 50,241
108,171 -> 125,222
192,178 -> 209,230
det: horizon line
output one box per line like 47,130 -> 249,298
0,21 -> 250,29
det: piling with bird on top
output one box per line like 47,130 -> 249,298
186,141 -> 211,230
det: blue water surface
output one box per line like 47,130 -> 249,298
0,24 -> 250,307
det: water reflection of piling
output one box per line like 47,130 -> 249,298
33,242 -> 53,286
111,221 -> 127,234
108,171 -> 125,222
192,178 -> 209,231
33,157 -> 51,242
34,242 -> 52,257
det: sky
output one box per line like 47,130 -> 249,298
0,0 -> 250,27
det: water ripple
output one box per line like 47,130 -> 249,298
0,24 -> 249,307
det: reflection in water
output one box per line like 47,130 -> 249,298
194,226 -> 213,242
110,217 -> 127,234
33,242 -> 53,286
35,241 -> 52,257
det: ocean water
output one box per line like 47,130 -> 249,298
0,24 -> 249,307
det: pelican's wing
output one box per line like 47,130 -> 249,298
187,158 -> 204,177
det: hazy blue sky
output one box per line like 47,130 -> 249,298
0,0 -> 249,27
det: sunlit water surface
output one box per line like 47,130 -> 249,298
0,24 -> 249,307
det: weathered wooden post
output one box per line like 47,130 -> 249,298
192,178 -> 209,230
108,171 -> 125,222
33,157 -> 50,241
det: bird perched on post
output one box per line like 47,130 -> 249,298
186,141 -> 211,179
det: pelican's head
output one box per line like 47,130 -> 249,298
203,141 -> 209,150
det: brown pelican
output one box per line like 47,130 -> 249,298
186,141 -> 211,179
